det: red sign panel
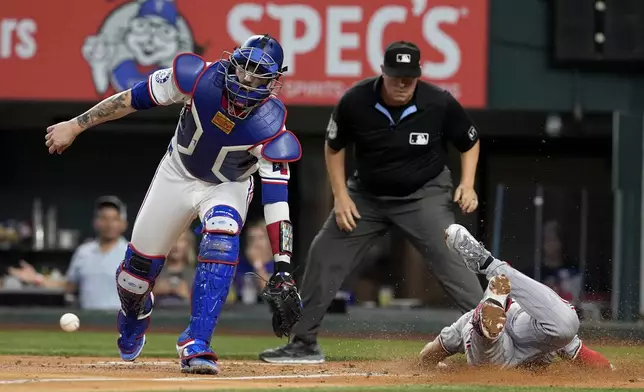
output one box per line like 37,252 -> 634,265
0,0 -> 488,107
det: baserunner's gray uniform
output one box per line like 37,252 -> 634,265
438,260 -> 582,368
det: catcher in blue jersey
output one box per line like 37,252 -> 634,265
44,34 -> 303,375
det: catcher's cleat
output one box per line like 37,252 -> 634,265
117,293 -> 154,362
176,337 -> 220,375
118,334 -> 146,362
180,357 -> 220,375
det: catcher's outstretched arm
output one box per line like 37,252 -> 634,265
72,65 -> 190,135
73,89 -> 137,134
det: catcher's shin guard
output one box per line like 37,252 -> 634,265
176,261 -> 236,373
115,245 -> 165,361
176,205 -> 240,373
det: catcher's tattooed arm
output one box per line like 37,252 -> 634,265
74,90 -> 137,134
45,90 -> 139,154
74,66 -> 190,134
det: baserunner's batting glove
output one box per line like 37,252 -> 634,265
261,272 -> 302,338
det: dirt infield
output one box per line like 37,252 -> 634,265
0,355 -> 643,391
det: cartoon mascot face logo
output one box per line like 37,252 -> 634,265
83,0 -> 199,95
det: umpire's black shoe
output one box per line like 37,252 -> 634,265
259,338 -> 325,364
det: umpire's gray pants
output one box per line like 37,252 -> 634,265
291,167 -> 484,343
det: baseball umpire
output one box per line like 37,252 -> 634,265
260,41 -> 484,363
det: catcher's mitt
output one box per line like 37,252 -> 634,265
261,272 -> 303,338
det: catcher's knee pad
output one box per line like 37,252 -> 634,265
115,245 -> 165,317
198,205 -> 242,263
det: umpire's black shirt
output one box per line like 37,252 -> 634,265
326,76 -> 480,197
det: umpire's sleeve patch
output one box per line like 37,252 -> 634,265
467,126 -> 478,141
326,116 -> 338,140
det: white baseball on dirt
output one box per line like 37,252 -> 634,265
59,313 -> 80,332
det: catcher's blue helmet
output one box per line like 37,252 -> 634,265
221,34 -> 287,119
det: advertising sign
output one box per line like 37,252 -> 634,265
0,0 -> 487,106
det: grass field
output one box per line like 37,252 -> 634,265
0,329 -> 643,392
1,329 -> 643,361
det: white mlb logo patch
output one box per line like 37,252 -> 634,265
468,126 -> 478,141
396,53 -> 411,63
409,132 -> 429,145
326,115 -> 338,140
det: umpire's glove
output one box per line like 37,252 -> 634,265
261,272 -> 303,338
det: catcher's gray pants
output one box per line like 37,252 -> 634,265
291,167 -> 484,343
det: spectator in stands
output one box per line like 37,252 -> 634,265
153,228 -> 197,308
234,219 -> 274,301
541,220 -> 582,304
7,196 -> 128,310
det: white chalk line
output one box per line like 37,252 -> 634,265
76,361 -> 319,367
76,361 -> 176,367
0,372 -> 389,385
